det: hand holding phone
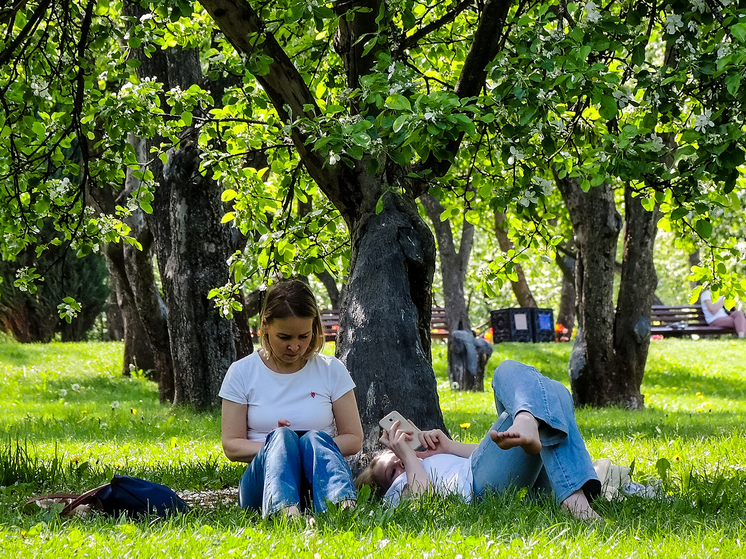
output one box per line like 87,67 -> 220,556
378,411 -> 421,450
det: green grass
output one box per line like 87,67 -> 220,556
2,338 -> 746,557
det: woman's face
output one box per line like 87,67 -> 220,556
264,316 -> 315,369
371,451 -> 406,492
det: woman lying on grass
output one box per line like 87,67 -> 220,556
356,360 -> 602,520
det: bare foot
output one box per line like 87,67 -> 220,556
490,411 -> 542,455
561,489 -> 601,521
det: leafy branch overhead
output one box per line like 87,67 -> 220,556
2,0 -> 746,304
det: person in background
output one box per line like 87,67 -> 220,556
356,360 -> 602,521
220,279 -> 363,517
700,289 -> 746,338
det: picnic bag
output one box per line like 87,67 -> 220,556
26,475 -> 190,518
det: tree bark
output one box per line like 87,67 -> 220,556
554,243 -> 576,334
123,0 -> 249,409
612,185 -> 659,409
494,211 -> 537,308
336,194 -> 446,451
420,193 -> 473,331
555,176 -> 623,406
102,241 -> 155,376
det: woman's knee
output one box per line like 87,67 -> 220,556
266,426 -> 300,448
298,430 -> 335,451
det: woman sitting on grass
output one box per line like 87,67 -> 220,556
220,279 -> 363,518
356,360 -> 602,520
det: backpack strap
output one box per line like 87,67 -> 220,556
59,483 -> 109,517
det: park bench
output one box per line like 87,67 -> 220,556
650,304 -> 736,337
320,307 -> 450,342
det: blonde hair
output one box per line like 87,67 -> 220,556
354,451 -> 391,499
260,279 -> 325,359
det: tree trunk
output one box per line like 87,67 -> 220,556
612,186 -> 659,409
102,242 -> 155,376
555,176 -> 624,406
420,192 -> 479,391
494,211 -> 537,308
420,193 -> 473,332
336,194 -> 446,452
689,250 -> 701,290
554,244 -> 576,335
122,0 -> 250,409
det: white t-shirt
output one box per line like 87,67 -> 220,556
219,351 -> 356,442
384,454 -> 474,506
700,290 -> 729,323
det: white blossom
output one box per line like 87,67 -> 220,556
59,389 -> 67,397
509,146 -> 525,163
585,2 -> 601,23
71,384 -> 81,392
665,14 -> 683,35
694,109 -> 715,133
692,0 -> 707,12
111,401 -> 120,409
650,134 -> 665,152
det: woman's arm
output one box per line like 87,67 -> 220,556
331,390 -> 364,456
221,399 -> 265,462
704,297 -> 724,314
386,425 -> 430,498
416,429 -> 477,459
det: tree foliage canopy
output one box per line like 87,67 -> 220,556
2,0 -> 746,311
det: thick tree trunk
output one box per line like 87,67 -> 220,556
152,140 -> 238,409
337,194 -> 446,453
494,211 -> 537,308
612,186 -> 659,409
556,177 -> 623,406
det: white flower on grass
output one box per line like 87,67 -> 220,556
585,2 -> 601,23
111,401 -> 120,409
694,109 -> 714,133
59,389 -> 67,397
71,384 -> 80,392
665,14 -> 683,35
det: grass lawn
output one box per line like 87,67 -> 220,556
1,337 -> 746,557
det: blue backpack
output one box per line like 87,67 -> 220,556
29,475 -> 190,518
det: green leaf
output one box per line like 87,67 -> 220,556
221,189 -> 238,202
181,111 -> 193,126
385,94 -> 411,111
599,95 -> 618,120
732,23 -> 746,43
393,114 -> 408,133
695,219 -> 712,239
670,207 -> 688,221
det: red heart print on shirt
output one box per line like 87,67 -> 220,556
311,392 -> 316,398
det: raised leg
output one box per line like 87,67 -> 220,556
238,427 -> 302,516
299,431 -> 357,512
472,360 -> 600,506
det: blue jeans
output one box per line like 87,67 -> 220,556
238,428 -> 356,516
470,360 -> 601,504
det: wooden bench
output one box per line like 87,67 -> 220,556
320,307 -> 450,342
650,305 -> 735,337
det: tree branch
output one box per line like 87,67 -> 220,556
199,0 -> 335,192
398,0 -> 474,52
411,0 -> 513,193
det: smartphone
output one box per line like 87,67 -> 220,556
378,411 -> 421,450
